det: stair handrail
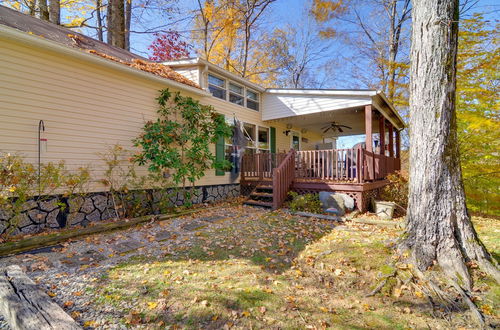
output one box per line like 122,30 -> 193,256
272,148 -> 296,209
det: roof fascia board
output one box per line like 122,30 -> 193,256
371,95 -> 405,130
0,25 -> 209,97
374,92 -> 406,129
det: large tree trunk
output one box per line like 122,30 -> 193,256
107,0 -> 113,44
404,0 -> 499,289
107,0 -> 126,49
124,0 -> 132,51
49,0 -> 60,24
38,0 -> 49,21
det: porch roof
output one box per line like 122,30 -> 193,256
263,89 -> 405,136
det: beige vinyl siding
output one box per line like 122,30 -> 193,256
0,36 -> 326,194
0,37 -> 211,191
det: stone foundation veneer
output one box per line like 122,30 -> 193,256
0,184 -> 240,236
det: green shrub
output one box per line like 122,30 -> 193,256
288,191 -> 322,214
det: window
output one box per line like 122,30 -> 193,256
208,74 -> 226,100
229,83 -> 244,106
258,126 -> 269,151
243,122 -> 256,150
246,89 -> 259,111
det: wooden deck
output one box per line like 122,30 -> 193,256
241,148 -> 400,211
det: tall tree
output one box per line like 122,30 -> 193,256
48,0 -> 60,24
38,0 -> 50,20
192,0 -> 278,84
107,0 -> 126,48
405,0 -> 498,294
312,0 -> 411,107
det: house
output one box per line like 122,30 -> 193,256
0,5 -> 404,233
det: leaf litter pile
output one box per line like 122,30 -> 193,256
0,204 -> 498,329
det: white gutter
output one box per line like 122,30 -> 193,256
0,25 -> 210,97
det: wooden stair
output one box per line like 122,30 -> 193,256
242,149 -> 296,210
244,184 -> 274,208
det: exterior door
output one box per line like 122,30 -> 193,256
290,131 -> 301,151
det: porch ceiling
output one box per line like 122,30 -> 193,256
265,106 -> 381,137
262,89 -> 405,134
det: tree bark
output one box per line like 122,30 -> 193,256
404,0 -> 499,289
107,0 -> 113,44
96,0 -> 104,41
124,0 -> 132,50
49,0 -> 60,24
107,0 -> 126,49
38,0 -> 49,21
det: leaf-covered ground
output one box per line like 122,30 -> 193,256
0,204 -> 498,329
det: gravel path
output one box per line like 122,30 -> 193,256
0,205 -> 268,329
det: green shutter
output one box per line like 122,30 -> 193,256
270,127 -> 276,153
215,134 -> 225,176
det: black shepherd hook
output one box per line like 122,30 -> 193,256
38,120 -> 45,194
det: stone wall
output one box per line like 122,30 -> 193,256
0,184 -> 240,236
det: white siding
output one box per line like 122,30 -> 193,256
172,67 -> 200,85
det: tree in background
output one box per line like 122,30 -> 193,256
192,0 -> 279,85
456,14 -> 500,216
148,31 -> 192,61
405,0 -> 498,314
311,0 -> 411,107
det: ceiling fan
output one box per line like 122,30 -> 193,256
321,121 -> 353,134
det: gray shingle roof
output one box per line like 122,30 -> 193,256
0,5 -> 147,62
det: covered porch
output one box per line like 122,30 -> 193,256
241,89 -> 405,211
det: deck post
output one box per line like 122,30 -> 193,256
395,130 -> 401,158
378,114 -> 386,178
388,123 -> 394,157
378,114 -> 385,155
365,105 -> 374,180
365,105 -> 373,151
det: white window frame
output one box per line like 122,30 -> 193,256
228,82 -> 245,106
257,126 -> 270,152
206,71 -> 261,111
208,73 -> 227,100
246,88 -> 260,111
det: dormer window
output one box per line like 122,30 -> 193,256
229,83 -> 244,106
208,74 -> 226,100
246,89 -> 259,111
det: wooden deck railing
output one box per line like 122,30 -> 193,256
241,147 -> 400,186
296,148 -> 361,182
272,149 -> 295,209
241,152 -> 287,180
